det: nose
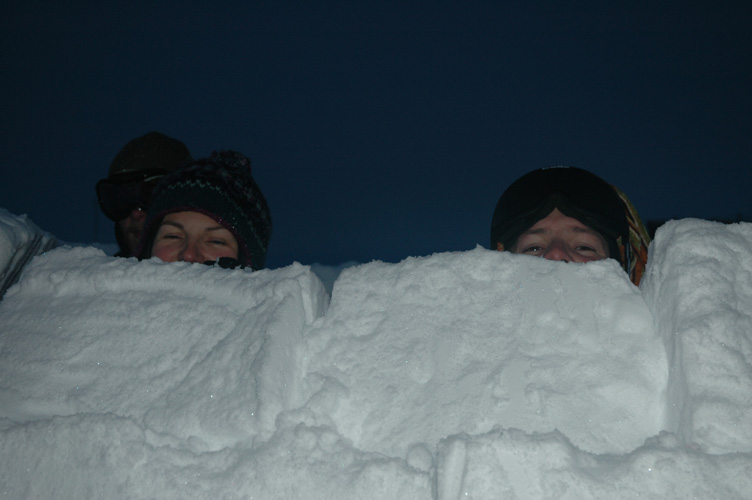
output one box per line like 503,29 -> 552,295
129,208 -> 147,222
542,240 -> 572,263
178,240 -> 205,263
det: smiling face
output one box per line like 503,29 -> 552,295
151,211 -> 239,264
510,208 -> 609,263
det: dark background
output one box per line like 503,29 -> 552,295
2,2 -> 750,268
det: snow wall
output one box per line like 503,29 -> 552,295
1,212 -> 751,499
0,208 -> 57,299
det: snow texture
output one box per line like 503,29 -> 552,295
0,207 -> 57,299
640,219 -> 752,454
0,210 -> 751,499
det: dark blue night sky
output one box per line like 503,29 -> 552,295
2,2 -> 750,268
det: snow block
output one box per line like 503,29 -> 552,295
0,416 -> 431,500
641,219 -> 752,454
0,207 -> 57,299
3,233 -> 752,498
0,246 -> 328,451
435,428 -> 752,499
303,247 -> 667,457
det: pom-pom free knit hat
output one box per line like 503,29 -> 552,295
137,150 -> 272,270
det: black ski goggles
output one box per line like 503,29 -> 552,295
490,167 -> 627,250
96,169 -> 168,222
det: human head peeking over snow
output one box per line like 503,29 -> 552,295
136,150 -> 272,270
490,166 -> 650,285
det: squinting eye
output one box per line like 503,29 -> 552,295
522,245 -> 543,254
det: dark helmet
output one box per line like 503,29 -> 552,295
96,132 -> 193,223
107,131 -> 192,177
490,166 -> 629,268
96,132 -> 193,257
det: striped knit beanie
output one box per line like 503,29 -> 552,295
137,150 -> 272,270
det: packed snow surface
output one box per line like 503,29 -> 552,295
0,207 -> 56,298
1,211 -> 751,499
